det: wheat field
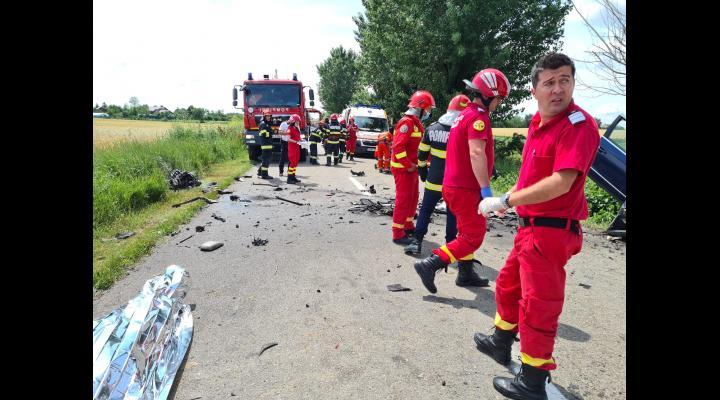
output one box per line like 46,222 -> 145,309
93,119 -> 229,149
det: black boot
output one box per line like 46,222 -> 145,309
403,236 -> 423,255
413,254 -> 448,294
261,174 -> 274,180
493,364 -> 550,400
473,328 -> 517,365
392,235 -> 414,246
287,176 -> 301,184
326,159 -> 331,166
456,260 -> 489,287
405,228 -> 415,237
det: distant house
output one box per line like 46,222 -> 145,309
93,112 -> 110,118
149,105 -> 172,115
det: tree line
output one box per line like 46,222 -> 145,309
93,97 -> 234,122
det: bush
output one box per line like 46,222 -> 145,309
584,179 -> 622,225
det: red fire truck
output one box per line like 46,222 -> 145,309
232,72 -> 320,161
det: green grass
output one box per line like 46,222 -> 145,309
93,123 -> 250,289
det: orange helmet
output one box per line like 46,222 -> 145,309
464,68 -> 511,98
407,90 -> 436,111
330,113 -> 339,121
447,94 -> 471,111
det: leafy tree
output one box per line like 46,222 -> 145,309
106,104 -> 123,118
129,96 -> 140,107
353,0 -> 571,121
594,117 -> 602,128
316,46 -> 359,113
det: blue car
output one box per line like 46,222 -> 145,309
588,114 -> 626,238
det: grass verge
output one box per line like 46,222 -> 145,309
93,158 -> 251,290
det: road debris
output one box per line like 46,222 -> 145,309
234,176 -> 245,182
201,181 -> 218,193
168,169 -> 201,190
172,196 -> 218,208
253,182 -> 278,187
387,284 -> 412,292
349,198 -> 394,216
170,230 -> 180,236
211,213 -> 226,222
350,170 -> 366,176
195,226 -> 205,232
579,283 -> 592,289
177,235 -> 194,244
258,342 -> 279,357
276,196 -> 306,206
217,189 -> 233,195
93,265 -> 192,399
300,214 -> 312,217
200,241 -> 224,251
274,187 -> 284,191
115,231 -> 135,240
252,237 -> 269,246
368,185 -> 376,194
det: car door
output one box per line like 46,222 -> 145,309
588,115 -> 626,202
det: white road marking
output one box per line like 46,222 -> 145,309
348,176 -> 373,197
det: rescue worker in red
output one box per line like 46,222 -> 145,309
475,53 -> 600,400
285,114 -> 303,184
346,117 -> 359,161
390,90 -> 435,245
414,68 -> 510,290
375,127 -> 393,173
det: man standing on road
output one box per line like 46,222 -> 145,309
346,117 -> 359,161
285,114 -> 303,184
474,53 -> 600,400
338,118 -> 348,163
309,117 -> 324,165
324,114 -> 342,166
403,95 -> 469,258
278,118 -> 290,176
390,90 -> 435,245
256,111 -> 274,179
413,68 -> 510,291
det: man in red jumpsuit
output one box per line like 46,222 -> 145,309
390,90 -> 435,245
285,114 -> 303,184
475,53 -> 600,400
414,68 -> 510,291
346,117 -> 359,161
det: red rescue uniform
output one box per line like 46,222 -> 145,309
376,131 -> 392,171
287,125 -> 302,178
390,115 -> 424,239
346,123 -> 358,155
432,104 -> 494,264
494,100 -> 600,371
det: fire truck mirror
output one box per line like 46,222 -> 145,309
309,89 -> 315,100
232,88 -> 237,101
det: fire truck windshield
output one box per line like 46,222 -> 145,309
354,116 -> 388,132
245,84 -> 300,107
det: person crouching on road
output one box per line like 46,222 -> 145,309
375,126 -> 393,173
475,53 -> 600,400
285,114 -> 303,184
414,68 -> 511,292
390,90 -> 435,245
256,111 -> 274,179
404,94 -> 471,259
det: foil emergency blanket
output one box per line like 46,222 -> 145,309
93,265 -> 193,400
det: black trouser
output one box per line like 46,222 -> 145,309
415,187 -> 457,242
310,141 -> 319,163
325,143 -> 339,165
279,140 -> 289,173
258,148 -> 272,176
338,141 -> 346,161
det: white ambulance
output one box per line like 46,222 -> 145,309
341,104 -> 390,156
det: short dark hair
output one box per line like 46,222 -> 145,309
531,53 -> 575,88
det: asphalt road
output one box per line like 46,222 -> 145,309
93,155 -> 626,400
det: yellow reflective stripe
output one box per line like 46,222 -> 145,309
406,217 -> 413,222
259,130 -> 269,134
327,140 -> 339,144
494,312 -> 518,331
419,143 -> 431,151
520,352 -> 555,367
260,167 -> 269,171
390,161 -> 405,168
430,148 -> 446,158
425,181 -> 442,191
439,245 -> 456,263
411,132 -> 423,137
395,151 -> 407,159
417,160 -> 428,167
392,223 -> 404,229
261,145 -> 273,149
459,254 -> 474,261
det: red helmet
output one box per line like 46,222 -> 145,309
330,113 -> 339,120
447,94 -> 471,112
464,68 -> 510,98
407,90 -> 436,111
288,114 -> 301,123
338,118 -> 345,124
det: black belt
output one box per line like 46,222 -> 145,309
518,217 -> 580,234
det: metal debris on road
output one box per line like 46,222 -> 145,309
273,187 -> 284,191
201,182 -> 218,193
300,213 -> 312,217
350,170 -> 366,176
115,231 -> 135,240
368,185 -> 376,194
275,196 -> 306,206
177,235 -> 194,244
252,237 -> 268,246
579,283 -> 592,289
211,213 -> 226,222
172,197 -> 218,208
168,169 -> 201,190
252,182 -> 278,187
258,342 -> 278,357
195,226 -> 205,232
387,284 -> 411,292
349,198 -> 394,216
93,265 -> 193,400
217,189 -> 233,195
200,241 -> 224,251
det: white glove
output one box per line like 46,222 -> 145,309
479,197 -> 507,217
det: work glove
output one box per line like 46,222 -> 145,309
479,197 -> 507,217
418,166 -> 428,182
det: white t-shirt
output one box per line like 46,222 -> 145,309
279,121 -> 289,141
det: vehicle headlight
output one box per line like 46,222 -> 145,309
245,134 -> 254,139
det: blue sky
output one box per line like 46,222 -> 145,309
94,0 -> 625,124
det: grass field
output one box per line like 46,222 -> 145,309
93,119 -> 232,149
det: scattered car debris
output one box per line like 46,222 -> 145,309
234,176 -> 245,182
211,213 -> 226,222
168,169 -> 201,190
350,170 -> 366,176
276,196 -> 306,206
243,175 -> 252,178
170,230 -> 180,236
201,181 -> 218,193
115,231 -> 135,240
217,189 -> 233,195
252,237 -> 269,246
177,235 -> 194,244
368,185 -> 376,194
253,182 -> 278,187
230,195 -> 239,201
274,187 -> 284,191
579,283 -> 592,289
195,226 -> 205,232
172,196 -> 218,208
388,283 -> 412,292
200,241 -> 224,251
349,198 -> 394,216
93,265 -> 193,399
300,213 -> 312,217
258,342 -> 278,357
